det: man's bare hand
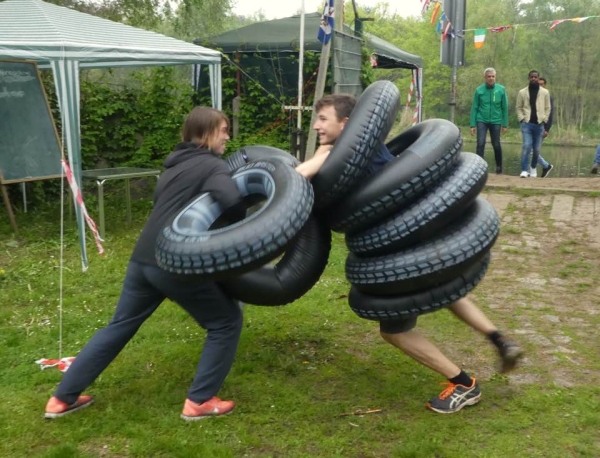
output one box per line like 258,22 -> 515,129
543,130 -> 549,138
502,127 -> 508,134
470,127 -> 475,136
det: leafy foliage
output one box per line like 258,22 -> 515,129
351,0 -> 600,133
78,67 -> 194,169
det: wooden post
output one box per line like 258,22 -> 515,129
305,43 -> 331,160
0,173 -> 19,234
305,0 -> 343,159
232,96 -> 240,139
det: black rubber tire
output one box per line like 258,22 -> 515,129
345,197 -> 499,295
156,158 -> 314,278
326,119 -> 462,234
346,153 -> 488,256
311,80 -> 400,209
226,145 -> 300,171
219,215 -> 331,306
348,251 -> 491,320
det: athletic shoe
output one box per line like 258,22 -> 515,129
519,171 -> 529,178
45,395 -> 94,419
495,166 -> 503,175
541,164 -> 554,178
497,338 -> 524,373
592,164 -> 599,174
529,167 -> 538,178
426,378 -> 481,414
181,397 -> 235,421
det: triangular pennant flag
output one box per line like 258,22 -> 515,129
442,22 -> 452,41
430,2 -> 441,25
474,28 -> 486,48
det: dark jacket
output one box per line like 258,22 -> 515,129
131,142 -> 245,266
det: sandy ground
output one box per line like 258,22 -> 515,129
487,174 -> 600,192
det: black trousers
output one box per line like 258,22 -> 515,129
476,122 -> 503,168
54,261 -> 243,405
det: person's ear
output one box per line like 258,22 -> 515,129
340,117 -> 349,130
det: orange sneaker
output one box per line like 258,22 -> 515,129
181,397 -> 235,421
45,395 -> 94,419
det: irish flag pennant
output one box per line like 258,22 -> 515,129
474,29 -> 486,48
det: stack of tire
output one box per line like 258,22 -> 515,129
153,79 -> 500,318
312,81 -> 500,322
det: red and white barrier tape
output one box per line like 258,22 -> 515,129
406,75 -> 415,107
61,158 -> 104,255
35,356 -> 76,372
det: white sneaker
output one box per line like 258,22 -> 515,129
529,167 -> 538,178
519,171 -> 529,178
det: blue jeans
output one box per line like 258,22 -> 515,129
537,154 -> 550,169
532,136 -> 550,169
520,122 -> 544,172
594,144 -> 600,164
476,122 -> 503,167
54,261 -> 243,405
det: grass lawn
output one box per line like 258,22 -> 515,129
1,186 -> 599,457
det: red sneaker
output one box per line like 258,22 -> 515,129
45,395 -> 94,419
181,397 -> 235,421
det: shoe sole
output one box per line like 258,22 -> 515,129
500,348 -> 524,374
426,393 -> 482,414
45,398 -> 94,419
180,410 -> 234,422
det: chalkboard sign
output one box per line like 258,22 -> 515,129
0,60 -> 62,184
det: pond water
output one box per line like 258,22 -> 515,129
463,141 -> 597,178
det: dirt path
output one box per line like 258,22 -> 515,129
431,180 -> 600,388
487,174 -> 600,192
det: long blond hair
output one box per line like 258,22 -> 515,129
182,107 -> 229,151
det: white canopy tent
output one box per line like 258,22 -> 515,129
0,0 -> 222,268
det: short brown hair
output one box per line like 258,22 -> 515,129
182,107 -> 229,151
315,94 -> 356,121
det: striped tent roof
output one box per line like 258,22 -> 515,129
0,0 -> 221,67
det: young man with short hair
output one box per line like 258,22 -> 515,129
297,94 -> 523,413
516,70 -> 551,178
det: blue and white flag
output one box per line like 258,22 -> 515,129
317,0 -> 334,44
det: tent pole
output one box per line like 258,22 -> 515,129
298,0 -> 305,132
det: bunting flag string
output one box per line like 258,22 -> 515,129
467,15 -> 600,48
419,1 -> 600,50
464,15 -> 600,34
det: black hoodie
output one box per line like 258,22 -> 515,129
131,142 -> 245,266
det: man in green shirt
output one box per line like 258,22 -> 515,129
470,68 -> 509,174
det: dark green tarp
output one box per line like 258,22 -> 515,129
197,12 -> 422,70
